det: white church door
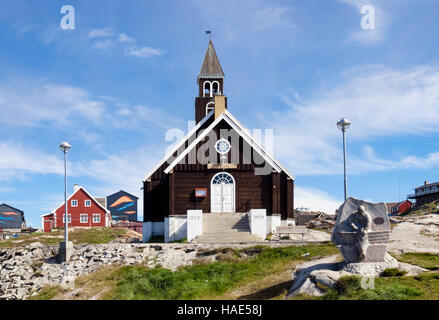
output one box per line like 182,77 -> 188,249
211,172 -> 235,213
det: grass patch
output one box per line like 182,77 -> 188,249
0,227 -> 127,248
27,286 -> 65,300
397,252 -> 439,270
69,227 -> 126,244
103,243 -> 338,300
294,273 -> 439,300
0,230 -> 64,248
403,200 -> 439,216
381,268 -> 407,277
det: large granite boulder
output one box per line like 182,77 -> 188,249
331,197 -> 390,263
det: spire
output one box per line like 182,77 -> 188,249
198,40 -> 224,82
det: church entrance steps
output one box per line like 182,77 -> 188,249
193,213 -> 263,243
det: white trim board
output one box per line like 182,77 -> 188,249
142,110 -> 214,182
164,112 -> 295,180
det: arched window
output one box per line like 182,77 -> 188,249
212,81 -> 220,95
206,102 -> 214,115
203,81 -> 212,97
212,172 -> 234,185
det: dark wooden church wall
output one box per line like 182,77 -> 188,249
171,170 -> 272,215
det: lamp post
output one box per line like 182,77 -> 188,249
337,118 -> 351,201
59,141 -> 72,263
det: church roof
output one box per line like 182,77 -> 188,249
198,40 -> 225,80
163,110 -> 296,181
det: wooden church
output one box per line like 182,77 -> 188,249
142,40 -> 295,242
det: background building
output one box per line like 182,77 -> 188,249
0,203 -> 26,231
106,190 -> 139,222
41,185 -> 111,232
407,181 -> 439,207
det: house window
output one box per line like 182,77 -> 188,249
80,214 -> 88,223
93,214 -> 101,223
85,200 -> 91,207
71,200 -> 78,207
63,214 -> 71,223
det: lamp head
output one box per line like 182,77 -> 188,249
337,118 -> 351,131
59,141 -> 72,152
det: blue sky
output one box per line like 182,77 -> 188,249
1,0 -> 439,227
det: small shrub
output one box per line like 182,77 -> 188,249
381,268 -> 407,277
334,276 -> 363,296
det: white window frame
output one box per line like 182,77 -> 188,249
85,200 -> 91,207
71,200 -> 78,207
92,214 -> 101,223
203,81 -> 212,97
63,214 -> 72,223
206,102 -> 215,115
80,214 -> 88,224
212,81 -> 220,95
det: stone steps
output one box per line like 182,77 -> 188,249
193,213 -> 263,243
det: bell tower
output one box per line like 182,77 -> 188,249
195,40 -> 227,123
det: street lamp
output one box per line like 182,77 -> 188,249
59,141 -> 72,262
337,118 -> 351,201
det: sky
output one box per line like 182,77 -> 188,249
1,0 -> 439,228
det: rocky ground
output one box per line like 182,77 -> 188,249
1,214 -> 436,300
0,240 -> 325,300
388,214 -> 439,254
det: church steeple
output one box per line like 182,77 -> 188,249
198,40 -> 225,81
195,40 -> 227,124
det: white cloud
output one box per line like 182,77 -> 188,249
268,65 -> 439,176
87,28 -> 163,59
0,78 -> 176,130
92,39 -> 115,50
295,186 -> 342,214
88,28 -> 115,39
0,79 -> 106,127
0,141 -> 64,181
125,46 -> 163,58
118,33 -> 134,43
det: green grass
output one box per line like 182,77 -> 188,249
381,268 -> 407,277
0,230 -> 64,248
402,200 -> 439,216
294,273 -> 439,300
103,243 -> 339,300
27,286 -> 64,300
0,227 -> 127,248
396,252 -> 439,270
69,227 -> 126,244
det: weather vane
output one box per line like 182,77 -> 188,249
205,30 -> 211,40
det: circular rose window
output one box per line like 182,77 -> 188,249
215,139 -> 231,154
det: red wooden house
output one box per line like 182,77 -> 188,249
41,185 -> 111,232
389,200 -> 412,216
